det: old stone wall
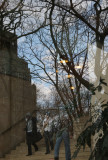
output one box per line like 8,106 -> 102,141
0,73 -> 36,157
0,31 -> 36,157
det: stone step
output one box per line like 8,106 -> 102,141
5,148 -> 90,159
1,156 -> 90,160
0,116 -> 91,160
12,148 -> 90,155
11,145 -> 90,152
5,153 -> 90,159
4,155 -> 90,160
19,140 -> 90,147
10,148 -> 91,155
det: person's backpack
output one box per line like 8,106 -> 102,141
35,131 -> 43,142
32,117 -> 37,133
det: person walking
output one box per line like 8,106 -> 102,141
25,112 -> 38,156
43,112 -> 54,154
54,115 -> 71,160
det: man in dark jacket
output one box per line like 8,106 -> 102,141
25,112 -> 38,156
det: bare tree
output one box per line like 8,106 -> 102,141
18,21 -> 90,136
0,0 -> 47,38
46,0 -> 108,90
1,0 -> 107,90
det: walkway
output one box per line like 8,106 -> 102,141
0,137 -> 91,160
0,115 -> 91,160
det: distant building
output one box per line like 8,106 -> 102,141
0,30 -> 31,80
0,30 -> 36,157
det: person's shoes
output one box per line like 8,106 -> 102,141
26,154 -> 32,156
54,157 -> 59,160
45,151 -> 50,154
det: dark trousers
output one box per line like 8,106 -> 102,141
26,132 -> 38,155
44,131 -> 54,152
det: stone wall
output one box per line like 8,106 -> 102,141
0,73 -> 36,157
0,31 -> 36,157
